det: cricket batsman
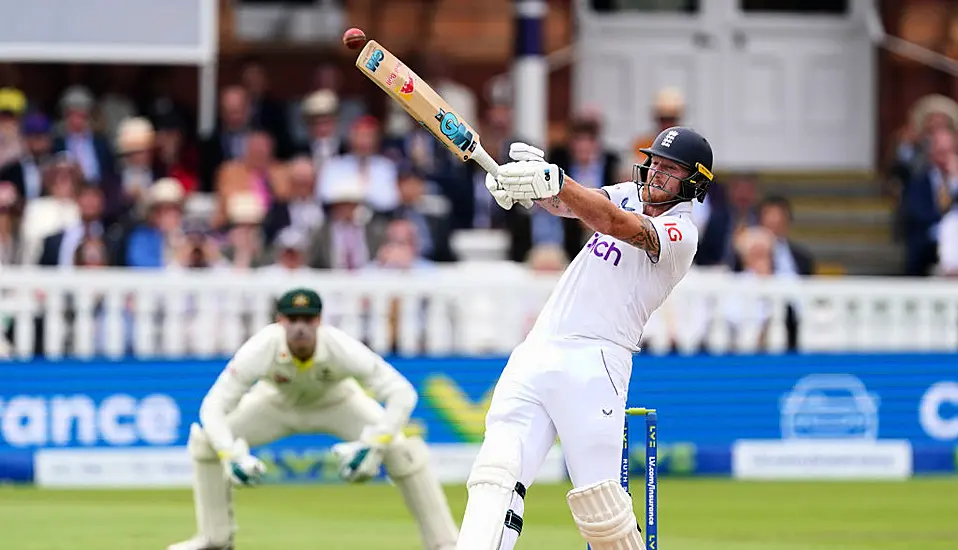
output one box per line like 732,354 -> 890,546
458,127 -> 714,550
168,288 -> 459,550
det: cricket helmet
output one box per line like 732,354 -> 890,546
276,288 -> 323,317
634,126 -> 714,205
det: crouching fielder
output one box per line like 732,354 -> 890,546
168,288 -> 458,550
460,128 -> 714,550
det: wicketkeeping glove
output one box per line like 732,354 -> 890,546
220,438 -> 267,487
496,161 -> 565,201
330,426 -> 392,483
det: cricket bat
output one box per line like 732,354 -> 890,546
354,40 -> 501,177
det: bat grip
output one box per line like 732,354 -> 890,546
470,144 -> 499,178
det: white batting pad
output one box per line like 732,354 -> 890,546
387,437 -> 459,550
567,479 -> 645,550
455,426 -> 523,550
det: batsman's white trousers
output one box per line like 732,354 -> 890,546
485,338 -> 632,490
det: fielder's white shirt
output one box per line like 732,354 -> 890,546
526,182 -> 699,352
199,323 -> 417,453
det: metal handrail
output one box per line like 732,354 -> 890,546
864,0 -> 958,77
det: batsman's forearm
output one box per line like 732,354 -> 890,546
556,177 -> 618,234
533,196 -> 578,218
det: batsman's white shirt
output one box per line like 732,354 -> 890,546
483,182 -> 698,501
528,181 -> 698,354
199,323 -> 417,454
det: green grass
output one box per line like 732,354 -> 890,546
0,478 -> 956,549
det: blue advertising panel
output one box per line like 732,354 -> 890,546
1,354 -> 956,481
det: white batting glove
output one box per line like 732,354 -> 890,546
508,142 -> 546,163
481,141 -> 541,210
496,161 -> 565,201
485,173 -> 534,210
220,438 -> 267,487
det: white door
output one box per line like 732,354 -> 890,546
574,0 -> 876,171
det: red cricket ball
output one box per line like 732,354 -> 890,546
342,28 -> 367,51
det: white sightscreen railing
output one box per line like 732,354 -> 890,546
2,266 -> 957,359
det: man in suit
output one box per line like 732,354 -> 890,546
53,86 -> 115,186
37,183 -> 121,267
757,195 -> 815,276
393,164 -> 456,262
756,195 -> 815,351
295,90 -> 348,167
902,126 -> 958,276
0,112 -> 53,203
307,181 -> 387,270
199,86 -> 251,193
240,58 -> 293,160
262,156 -> 324,245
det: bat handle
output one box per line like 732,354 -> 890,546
470,143 -> 499,178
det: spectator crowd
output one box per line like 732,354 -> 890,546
4,57 -> 956,357
0,61 -> 822,284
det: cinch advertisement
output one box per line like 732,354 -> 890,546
1,354 -> 956,485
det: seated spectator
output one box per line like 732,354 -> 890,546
393,164 -> 455,262
19,155 -> 83,264
153,111 -> 199,194
172,218 -> 225,271
296,89 -> 346,169
319,116 -> 398,214
262,155 -> 323,245
221,191 -> 268,270
260,226 -> 311,275
888,94 -> 958,201
0,182 -> 18,266
902,126 -> 958,276
308,181 -> 386,270
240,57 -> 292,160
124,178 -> 185,268
369,218 -> 434,272
53,86 -> 114,185
200,85 -> 251,192
0,111 -> 53,204
725,226 -> 777,350
755,195 -> 810,350
213,129 -> 289,229
755,195 -> 815,276
289,62 -> 366,146
115,117 -> 160,213
38,184 -> 120,268
0,87 -> 25,169
697,172 -> 760,268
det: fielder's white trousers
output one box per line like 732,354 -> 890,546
224,379 -> 379,445
485,338 -> 632,491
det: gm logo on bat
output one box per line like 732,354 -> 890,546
435,108 -> 476,154
365,49 -> 385,72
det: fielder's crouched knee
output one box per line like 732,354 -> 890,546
382,435 -> 429,478
187,422 -> 219,462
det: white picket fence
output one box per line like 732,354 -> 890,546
2,265 -> 958,359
